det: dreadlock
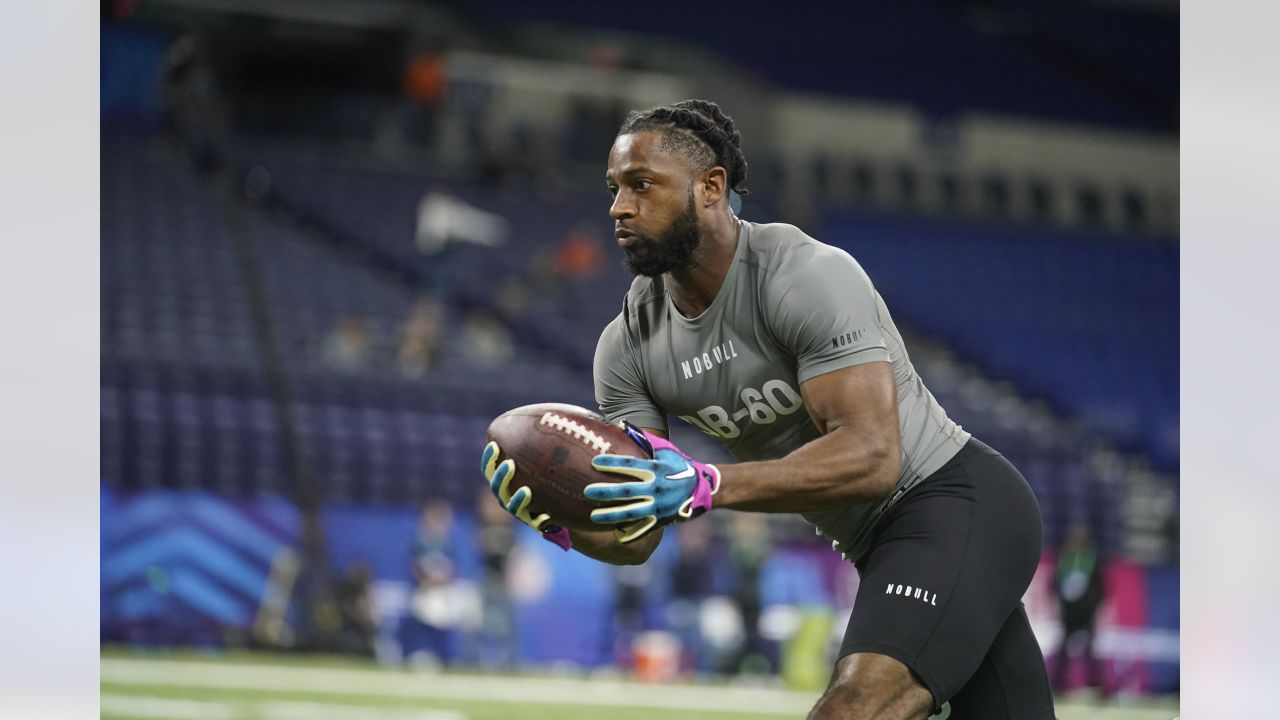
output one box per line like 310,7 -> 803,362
617,99 -> 750,197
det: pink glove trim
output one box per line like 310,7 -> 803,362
685,463 -> 720,517
543,525 -> 572,551
644,432 -> 720,518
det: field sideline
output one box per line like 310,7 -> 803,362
101,650 -> 1178,720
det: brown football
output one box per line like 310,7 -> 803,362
484,403 -> 650,531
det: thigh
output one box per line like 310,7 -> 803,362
947,605 -> 1056,720
840,444 -> 1044,709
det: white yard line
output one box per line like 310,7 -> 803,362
100,695 -> 237,720
257,700 -> 465,720
101,693 -> 467,720
101,658 -> 817,716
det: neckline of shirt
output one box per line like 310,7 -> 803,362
666,219 -> 749,328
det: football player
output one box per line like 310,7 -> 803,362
484,99 -> 1053,720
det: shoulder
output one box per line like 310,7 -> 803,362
597,276 -> 663,353
596,310 -> 628,351
595,313 -> 627,369
743,220 -> 817,257
744,221 -> 864,290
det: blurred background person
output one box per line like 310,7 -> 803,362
456,309 -> 514,368
334,560 -> 378,657
320,315 -> 377,372
397,295 -> 444,378
553,222 -> 605,282
721,513 -> 775,677
393,46 -> 448,152
471,488 -> 518,669
285,519 -> 339,653
667,521 -> 721,675
610,562 -> 655,671
401,500 -> 463,668
1053,523 -> 1109,697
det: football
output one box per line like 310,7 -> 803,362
484,403 -> 650,531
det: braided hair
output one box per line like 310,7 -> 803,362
617,99 -> 749,197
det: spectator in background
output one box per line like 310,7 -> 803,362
722,513 -> 774,676
494,275 -> 535,321
402,500 -> 462,667
284,517 -> 345,653
335,561 -> 378,657
610,562 -> 653,669
563,94 -> 626,164
398,296 -> 444,379
554,222 -> 606,281
471,489 -> 518,669
667,520 -> 719,674
161,32 -> 227,169
458,309 -> 514,368
514,222 -> 606,308
320,315 -> 376,371
402,49 -> 447,149
1052,523 -> 1108,696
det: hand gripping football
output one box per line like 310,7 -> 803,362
484,403 -> 649,531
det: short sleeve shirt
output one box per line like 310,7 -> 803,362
594,221 -> 970,561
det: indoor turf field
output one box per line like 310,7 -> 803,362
101,650 -> 1178,720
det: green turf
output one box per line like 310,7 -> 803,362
100,644 -> 383,670
101,684 -> 800,720
100,649 -> 1178,720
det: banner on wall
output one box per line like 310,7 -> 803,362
102,489 -> 1179,694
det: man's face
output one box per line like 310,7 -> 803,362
606,132 -> 703,277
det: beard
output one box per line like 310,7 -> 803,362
621,191 -> 702,278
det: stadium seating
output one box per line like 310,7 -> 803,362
454,0 -> 1174,131
824,212 -> 1178,470
102,132 -> 607,508
103,130 -> 1178,558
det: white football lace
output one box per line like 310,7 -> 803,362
539,412 -> 613,454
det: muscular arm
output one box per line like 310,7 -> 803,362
580,364 -> 899,550
714,361 -> 902,512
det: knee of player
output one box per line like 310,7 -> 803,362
824,653 -> 934,716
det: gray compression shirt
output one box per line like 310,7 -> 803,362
594,220 -> 970,562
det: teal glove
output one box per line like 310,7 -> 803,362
586,424 -> 720,543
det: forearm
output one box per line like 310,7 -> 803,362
715,426 -> 900,513
568,526 -> 663,565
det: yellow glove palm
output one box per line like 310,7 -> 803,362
481,441 -> 571,550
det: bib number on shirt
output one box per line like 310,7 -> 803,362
681,379 -> 804,439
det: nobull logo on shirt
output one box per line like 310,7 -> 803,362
830,327 -> 869,349
680,340 -> 739,380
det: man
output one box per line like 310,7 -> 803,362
1052,524 -> 1107,696
482,100 -> 1054,719
403,500 -> 461,666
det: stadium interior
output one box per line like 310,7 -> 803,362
100,0 -> 1179,716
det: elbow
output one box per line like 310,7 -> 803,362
608,544 -> 657,566
613,550 -> 652,566
599,527 -> 663,566
619,532 -> 662,565
827,426 -> 901,503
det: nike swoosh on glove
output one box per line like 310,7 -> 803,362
585,422 -> 720,543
